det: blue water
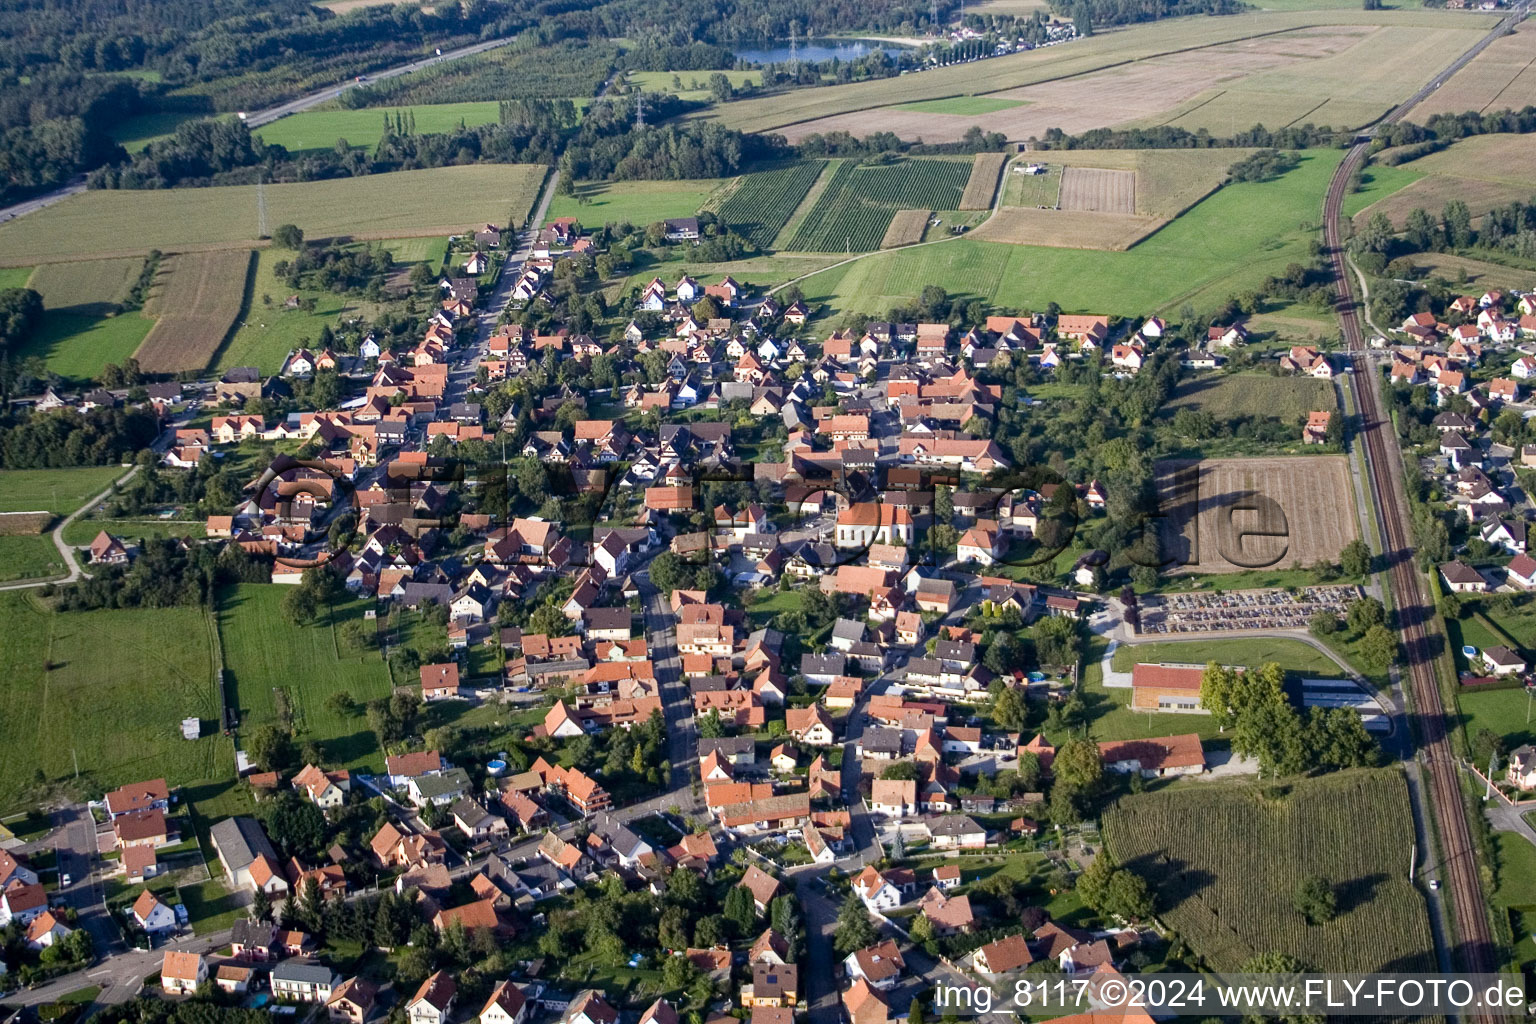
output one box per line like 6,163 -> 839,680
734,39 -> 906,63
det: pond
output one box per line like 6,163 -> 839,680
734,38 -> 909,64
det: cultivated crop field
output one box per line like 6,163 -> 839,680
27,258 -> 145,316
785,159 -> 971,252
1414,19 -> 1536,117
0,165 -> 548,265
799,149 -> 1338,316
1106,770 -> 1433,972
715,161 -> 826,249
880,210 -> 931,249
0,592 -> 230,814
1059,167 -> 1135,213
1153,456 -> 1356,575
135,251 -> 252,374
217,584 -> 394,771
960,152 -> 1008,210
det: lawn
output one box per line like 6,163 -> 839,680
254,102 -> 503,153
1111,637 -> 1345,676
1491,830 -> 1536,907
61,517 -> 207,547
0,466 -> 128,514
179,877 -> 247,934
209,248 -> 368,374
0,592 -> 231,815
1459,685 -> 1536,753
11,310 -> 156,381
896,96 -> 1028,115
1104,768 -> 1434,972
217,584 -> 393,771
547,179 -> 731,228
0,535 -> 67,582
0,164 -> 549,265
796,150 -> 1344,319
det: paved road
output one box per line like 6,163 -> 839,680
0,465 -> 140,592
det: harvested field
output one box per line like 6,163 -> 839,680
881,210 -> 931,249
713,16 -> 1485,143
973,208 -> 1160,250
1415,20 -> 1536,118
0,165 -> 548,266
135,251 -> 252,374
960,153 -> 1008,210
897,96 -> 1027,115
1163,370 -> 1337,421
1353,175 -> 1533,231
1105,770 -> 1434,972
1060,167 -> 1135,213
1153,456 -> 1357,575
27,258 -> 145,316
1355,134 -> 1536,229
0,512 -> 52,535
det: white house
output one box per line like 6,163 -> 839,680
408,972 -> 457,1024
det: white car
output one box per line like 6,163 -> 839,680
61,873 -> 71,886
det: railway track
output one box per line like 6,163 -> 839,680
1320,2 -> 1530,994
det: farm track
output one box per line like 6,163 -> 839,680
1322,0 -> 1530,993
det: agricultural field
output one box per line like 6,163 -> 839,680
895,96 -> 1028,115
704,13 -> 1490,141
1112,637 -> 1347,677
0,592 -> 230,815
217,584 -> 394,771
959,152 -> 1008,210
254,102 -> 503,153
1104,769 -> 1434,972
135,250 -> 253,374
12,311 -> 156,381
0,165 -> 548,265
27,258 -> 145,316
1059,167 -> 1135,213
880,210 -> 931,249
0,267 -> 33,289
1354,133 -> 1536,230
797,149 -> 1339,318
1415,19 -> 1536,118
715,162 -> 826,249
209,249 -> 364,374
784,158 -> 971,252
0,466 -> 129,515
1339,163 -> 1424,218
547,178 -> 728,228
1153,456 -> 1357,576
978,148 -> 1248,250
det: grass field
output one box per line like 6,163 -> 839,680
62,517 -> 207,546
255,102 -> 504,153
0,165 -> 548,265
0,592 -> 230,814
1341,163 -> 1424,217
547,178 -> 730,228
135,250 -> 252,374
0,266 -> 33,289
209,248 -> 366,374
27,258 -> 145,316
896,96 -> 1028,115
0,536 -> 67,582
0,466 -> 128,514
785,158 -> 971,252
1113,637 -> 1346,676
796,149 -> 1340,318
217,584 -> 394,771
12,311 -> 156,381
1163,372 -> 1337,420
1459,685 -> 1536,753
110,111 -> 203,152
628,69 -> 761,102
715,162 -> 826,249
1104,769 -> 1434,972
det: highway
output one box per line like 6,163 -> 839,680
1319,0 -> 1529,992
